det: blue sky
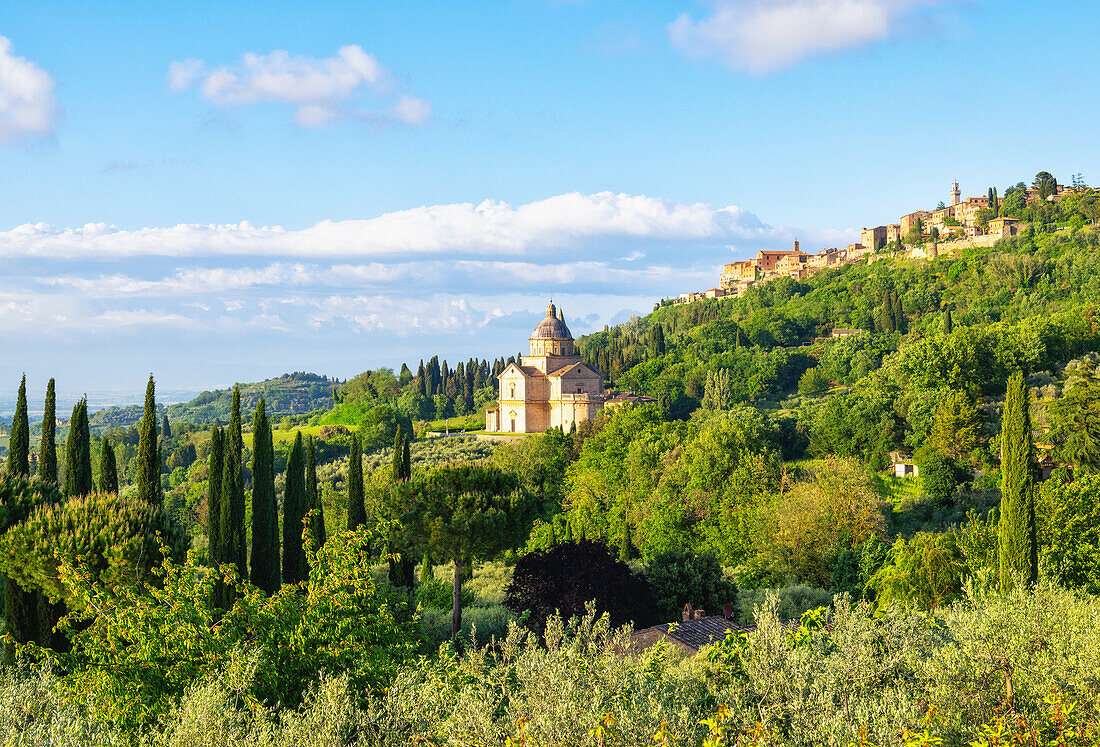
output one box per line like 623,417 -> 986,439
2,0 -> 1099,404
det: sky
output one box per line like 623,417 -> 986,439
2,0 -> 1099,406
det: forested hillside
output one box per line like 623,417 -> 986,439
4,225 -> 1100,745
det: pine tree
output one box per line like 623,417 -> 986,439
7,375 -> 29,477
135,375 -> 161,504
346,433 -> 365,530
220,387 -> 246,587
99,437 -> 119,494
305,435 -> 325,553
207,426 -> 224,568
250,399 -> 280,593
998,370 -> 1038,591
62,399 -> 93,497
37,379 -> 57,483
282,431 -> 307,584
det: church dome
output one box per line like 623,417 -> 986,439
531,301 -> 572,340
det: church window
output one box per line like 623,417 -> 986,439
509,383 -> 515,399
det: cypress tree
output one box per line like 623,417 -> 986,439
62,399 -> 92,497
346,433 -> 365,530
420,550 -> 433,584
305,436 -> 325,552
998,370 -> 1038,591
220,387 -> 246,584
881,294 -> 896,333
943,308 -> 954,335
7,375 -> 29,477
161,413 -> 172,441
207,426 -> 224,568
416,361 -> 427,397
99,437 -> 119,494
283,431 -> 307,584
402,430 -> 411,481
250,399 -> 279,593
893,295 -> 905,332
37,379 -> 57,483
391,425 -> 406,481
135,375 -> 161,504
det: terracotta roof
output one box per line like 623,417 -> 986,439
546,362 -> 600,378
653,616 -> 754,650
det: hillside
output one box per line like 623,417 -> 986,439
88,372 -> 337,429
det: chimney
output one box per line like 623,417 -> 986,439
694,609 -> 705,620
682,603 -> 693,622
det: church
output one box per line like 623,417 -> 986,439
485,301 -> 606,433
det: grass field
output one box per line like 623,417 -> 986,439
424,413 -> 484,433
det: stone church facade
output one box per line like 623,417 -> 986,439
485,302 -> 605,433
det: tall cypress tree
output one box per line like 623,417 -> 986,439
402,431 -> 411,481
7,375 -> 29,477
220,387 -> 246,584
943,308 -> 953,335
346,433 -> 365,530
250,399 -> 279,593
283,431 -> 307,584
37,379 -> 57,483
99,436 -> 119,494
161,413 -> 172,441
305,435 -> 325,552
62,399 -> 92,497
207,426 -> 224,568
998,370 -> 1038,591
391,425 -> 406,481
135,375 -> 161,504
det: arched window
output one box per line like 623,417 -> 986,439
509,383 -> 516,399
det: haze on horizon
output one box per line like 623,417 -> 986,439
2,0 -> 1098,398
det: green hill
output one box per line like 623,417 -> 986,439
88,372 -> 337,429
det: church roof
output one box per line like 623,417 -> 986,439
545,362 -> 599,378
531,301 -> 572,340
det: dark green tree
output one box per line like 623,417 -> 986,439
37,378 -> 57,483
305,436 -> 325,552
392,464 -> 534,638
135,375 -> 161,504
207,426 -> 224,567
62,399 -> 93,498
1033,171 -> 1057,201
220,387 -> 246,590
346,433 -> 365,530
402,431 -> 411,480
6,375 -> 29,477
998,370 -> 1038,591
99,437 -> 119,494
161,413 -> 172,441
282,431 -> 307,584
250,399 -> 279,593
943,308 -> 953,335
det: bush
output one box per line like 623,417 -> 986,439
505,540 -> 657,634
463,560 -> 512,606
919,451 -> 966,506
736,584 -> 833,622
645,548 -> 738,622
415,577 -> 475,610
419,605 -> 515,650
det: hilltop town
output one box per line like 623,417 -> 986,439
676,176 -> 1088,303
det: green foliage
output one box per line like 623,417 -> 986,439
40,528 -> 416,732
645,548 -> 738,622
346,433 -> 365,531
1037,471 -> 1100,593
415,577 -> 475,610
283,431 -> 307,584
6,375 -> 29,477
305,436 -> 326,554
797,366 -> 830,398
250,399 -> 280,593
61,398 -> 92,498
219,387 -> 246,601
918,452 -> 966,506
392,464 -> 534,638
929,389 -> 979,460
1048,372 -> 1100,469
867,532 -> 966,610
0,491 -> 187,606
207,426 -> 224,568
998,370 -> 1038,591
36,378 -> 57,484
98,437 -> 118,495
135,375 -> 161,505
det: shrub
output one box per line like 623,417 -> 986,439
415,577 -> 475,610
419,605 -> 515,650
736,584 -> 834,623
505,540 -> 658,634
645,548 -> 738,622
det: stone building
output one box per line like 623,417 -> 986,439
861,225 -> 887,252
484,302 -> 605,434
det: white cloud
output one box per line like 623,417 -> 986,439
669,0 -> 934,73
0,36 -> 59,143
169,45 -> 429,129
0,192 -> 819,260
